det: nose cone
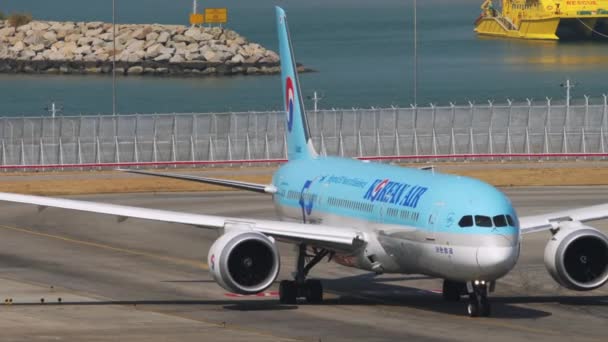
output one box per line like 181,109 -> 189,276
476,237 -> 519,280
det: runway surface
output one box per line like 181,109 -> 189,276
0,187 -> 607,341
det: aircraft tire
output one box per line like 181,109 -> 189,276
305,279 -> 323,303
279,280 -> 297,304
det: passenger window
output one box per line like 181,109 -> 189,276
506,215 -> 515,227
475,215 -> 493,227
458,215 -> 473,227
493,215 -> 507,227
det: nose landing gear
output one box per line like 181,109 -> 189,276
466,280 -> 491,317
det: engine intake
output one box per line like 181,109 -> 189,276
544,222 -> 608,291
208,230 -> 280,295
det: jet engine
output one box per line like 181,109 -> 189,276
544,221 -> 608,291
208,230 -> 280,294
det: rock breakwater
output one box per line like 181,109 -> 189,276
0,20 -> 301,76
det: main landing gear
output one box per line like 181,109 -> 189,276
279,244 -> 329,304
442,279 -> 491,317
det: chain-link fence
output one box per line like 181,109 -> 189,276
1,100 -> 608,169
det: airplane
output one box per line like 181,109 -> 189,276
1,6 -> 607,317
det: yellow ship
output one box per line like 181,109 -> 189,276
474,0 -> 608,40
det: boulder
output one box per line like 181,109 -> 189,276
202,50 -> 217,62
24,32 -> 45,45
125,39 -> 145,52
86,21 -> 103,29
30,44 -> 45,52
43,31 -> 58,43
127,66 -> 144,74
157,31 -> 170,44
230,54 -> 245,64
145,31 -> 159,42
169,54 -> 185,63
74,45 -> 92,55
185,52 -> 201,61
20,49 -> 36,60
99,32 -> 113,41
10,41 -> 25,53
0,27 -> 16,37
145,43 -> 163,59
64,33 -> 81,42
154,53 -> 171,62
30,21 -> 50,31
85,28 -> 103,37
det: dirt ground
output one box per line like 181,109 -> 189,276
1,162 -> 607,196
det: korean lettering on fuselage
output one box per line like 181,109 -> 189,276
363,179 -> 428,208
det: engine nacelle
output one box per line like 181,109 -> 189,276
544,221 -> 608,291
208,230 -> 280,295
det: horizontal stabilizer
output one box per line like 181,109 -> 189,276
119,169 -> 276,194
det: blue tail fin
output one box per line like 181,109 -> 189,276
276,6 -> 317,161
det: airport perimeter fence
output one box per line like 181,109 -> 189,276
1,98 -> 608,170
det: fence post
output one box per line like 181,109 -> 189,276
59,138 -> 64,170
506,127 -> 512,161
488,100 -> 494,129
526,98 -> 532,128
39,139 -> 45,165
581,127 -> 587,160
603,94 -> 607,128
171,135 -> 177,167
208,136 -> 215,161
134,136 -> 139,166
450,128 -> 456,160
190,136 -> 195,164
507,98 -> 513,127
411,104 -> 417,129
375,129 -> 382,157
450,102 -> 456,127
245,133 -> 252,162
562,127 -> 568,154
600,127 -> 606,159
413,129 -> 419,162
393,130 -> 400,156
357,130 -> 363,157
469,128 -> 475,160
227,135 -> 233,162
543,127 -> 550,160
1,140 -> 5,168
488,127 -> 493,160
320,132 -> 327,157
114,136 -> 120,164
152,136 -> 158,166
20,139 -> 25,171
338,131 -> 345,157
263,134 -> 270,161
432,128 -> 438,160
545,97 -> 552,127
584,95 -> 590,127
525,127 -> 531,161
430,103 -> 436,129
468,101 -> 475,127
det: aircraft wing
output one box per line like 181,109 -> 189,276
120,169 -> 276,194
0,192 -> 364,252
519,203 -> 608,234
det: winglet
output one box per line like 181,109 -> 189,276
276,6 -> 317,161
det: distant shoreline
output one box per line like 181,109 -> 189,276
0,20 -> 310,76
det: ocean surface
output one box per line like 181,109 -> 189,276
1,0 -> 608,116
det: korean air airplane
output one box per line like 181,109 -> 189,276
1,6 -> 607,317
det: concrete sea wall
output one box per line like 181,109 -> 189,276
0,20 -> 298,76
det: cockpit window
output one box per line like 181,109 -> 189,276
506,215 -> 515,227
475,215 -> 492,227
493,215 -> 507,227
458,215 -> 473,227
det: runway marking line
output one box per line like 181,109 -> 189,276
0,224 -> 209,270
